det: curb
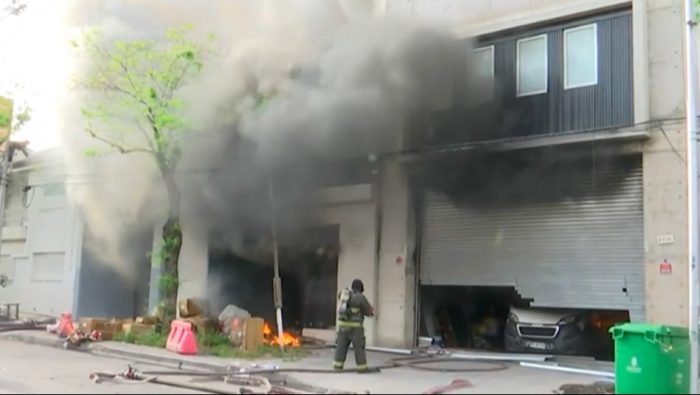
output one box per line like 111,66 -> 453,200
1,331 -> 67,350
3,331 -> 246,371
88,343 -> 232,371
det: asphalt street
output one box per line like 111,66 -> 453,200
0,340 -> 204,394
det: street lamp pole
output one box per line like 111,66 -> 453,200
684,0 -> 699,392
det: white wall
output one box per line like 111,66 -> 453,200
318,185 -> 378,345
375,160 -> 416,347
178,216 -> 210,303
0,166 -> 83,318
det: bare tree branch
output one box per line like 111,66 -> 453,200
135,121 -> 158,152
85,124 -> 153,155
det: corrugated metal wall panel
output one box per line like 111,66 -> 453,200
486,11 -> 633,137
420,156 -> 645,320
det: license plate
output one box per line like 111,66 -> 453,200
527,341 -> 547,350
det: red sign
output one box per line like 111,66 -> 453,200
396,256 -> 403,266
660,260 -> 672,275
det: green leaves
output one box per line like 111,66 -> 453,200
74,25 -> 216,170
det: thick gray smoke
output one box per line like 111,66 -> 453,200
61,0 -> 484,286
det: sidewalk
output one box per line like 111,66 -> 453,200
2,330 -> 606,394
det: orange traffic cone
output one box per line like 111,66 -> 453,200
55,312 -> 76,339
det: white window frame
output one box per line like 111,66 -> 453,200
473,45 -> 495,78
564,23 -> 598,89
516,34 -> 548,97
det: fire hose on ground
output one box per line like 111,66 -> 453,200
90,355 -> 508,394
90,354 -> 508,381
90,366 -> 239,394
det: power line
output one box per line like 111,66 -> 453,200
658,122 -> 687,164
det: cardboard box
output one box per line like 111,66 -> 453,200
79,318 -> 109,333
112,318 -> 134,325
243,317 -> 265,351
122,323 -> 156,335
99,330 -> 117,341
182,316 -> 218,334
178,299 -> 203,318
135,316 -> 158,325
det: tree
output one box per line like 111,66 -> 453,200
1,0 -> 31,138
73,26 -> 214,323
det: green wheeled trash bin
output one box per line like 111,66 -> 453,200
610,323 -> 690,394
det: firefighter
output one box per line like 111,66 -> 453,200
334,279 -> 374,372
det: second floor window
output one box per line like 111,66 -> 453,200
564,24 -> 598,89
517,34 -> 548,96
472,46 -> 494,79
470,46 -> 495,102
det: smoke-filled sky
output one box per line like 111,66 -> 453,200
0,0 -> 70,150
2,0 -> 481,276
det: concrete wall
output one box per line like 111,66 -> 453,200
375,160 -> 416,347
318,185 -> 378,345
638,0 -> 689,326
642,122 -> 689,325
178,216 -> 209,303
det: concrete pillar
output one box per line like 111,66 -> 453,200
643,125 -> 688,325
376,159 -> 416,347
318,185 -> 378,345
147,225 -> 163,314
177,216 -> 210,304
640,0 -> 688,325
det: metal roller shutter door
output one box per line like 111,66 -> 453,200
420,156 -> 645,321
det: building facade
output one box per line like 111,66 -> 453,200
371,0 -> 693,347
0,150 -> 84,317
0,150 -> 150,320
173,0 -> 695,348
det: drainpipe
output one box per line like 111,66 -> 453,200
684,0 -> 699,392
267,175 -> 285,351
0,143 -> 12,264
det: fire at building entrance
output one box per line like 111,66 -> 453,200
208,225 -> 340,338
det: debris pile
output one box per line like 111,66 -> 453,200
44,299 -> 306,354
218,303 -> 303,350
77,316 -> 158,340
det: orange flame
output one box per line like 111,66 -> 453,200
262,321 -> 301,347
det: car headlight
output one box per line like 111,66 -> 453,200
558,315 -> 578,325
508,312 -> 519,323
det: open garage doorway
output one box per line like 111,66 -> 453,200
419,285 -> 628,360
208,225 -> 340,331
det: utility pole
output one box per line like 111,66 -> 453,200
685,0 -> 699,392
267,175 -> 285,351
